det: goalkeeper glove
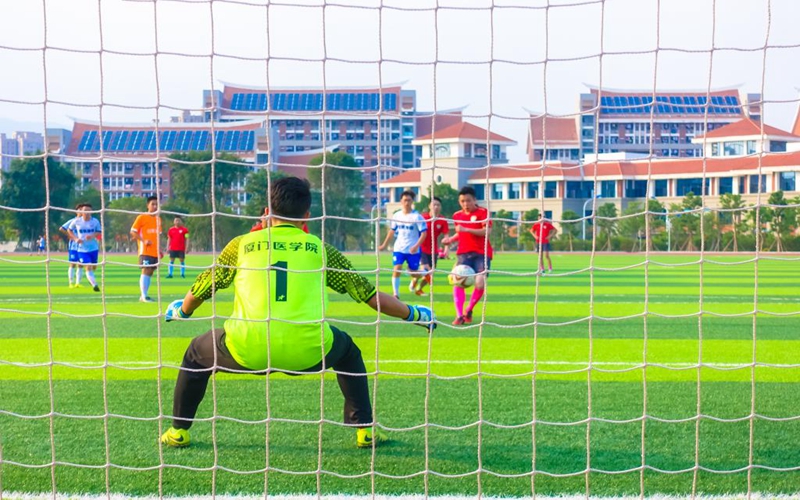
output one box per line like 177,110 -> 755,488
165,300 -> 191,322
405,304 -> 436,331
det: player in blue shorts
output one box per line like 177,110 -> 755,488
378,190 -> 427,298
59,204 -> 83,288
67,203 -> 103,292
37,235 -> 46,255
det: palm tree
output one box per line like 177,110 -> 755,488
719,193 -> 745,252
766,191 -> 796,252
596,203 -> 618,251
560,210 -> 581,251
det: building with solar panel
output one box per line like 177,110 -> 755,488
63,119 -> 270,203
528,86 -> 762,162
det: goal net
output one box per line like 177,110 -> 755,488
1,0 -> 799,499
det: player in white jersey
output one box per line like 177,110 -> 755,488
378,190 -> 427,298
67,203 -> 103,292
59,205 -> 83,288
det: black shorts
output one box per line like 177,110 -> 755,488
420,252 -> 437,268
169,250 -> 186,260
139,255 -> 159,268
536,242 -> 551,252
457,252 -> 491,274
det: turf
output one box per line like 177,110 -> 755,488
0,252 -> 798,497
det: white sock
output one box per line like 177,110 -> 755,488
68,267 -> 74,285
86,270 -> 97,287
75,267 -> 83,285
140,274 -> 151,298
392,277 -> 400,296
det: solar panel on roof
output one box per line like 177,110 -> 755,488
214,130 -> 224,150
143,131 -> 156,151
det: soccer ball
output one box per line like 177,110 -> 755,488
448,264 -> 476,288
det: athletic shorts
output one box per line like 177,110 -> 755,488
457,251 -> 491,275
392,251 -> 421,271
139,255 -> 159,268
68,249 -> 80,263
536,242 -> 552,252
420,252 -> 437,268
169,250 -> 186,260
78,250 -> 99,265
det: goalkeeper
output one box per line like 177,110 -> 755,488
161,177 -> 435,449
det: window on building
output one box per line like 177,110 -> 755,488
473,184 -> 485,200
601,180 -> 616,198
625,179 -> 648,198
718,177 -> 733,195
653,179 -> 667,197
544,210 -> 553,220
527,182 -> 539,199
749,174 -> 766,193
544,181 -> 557,199
724,141 -> 744,156
491,183 -> 505,200
509,182 -> 521,199
739,176 -> 746,195
464,143 -> 472,157
771,141 -> 787,152
474,145 -> 487,158
676,178 -> 705,197
393,187 -> 404,201
566,181 -> 594,199
746,140 -> 757,154
779,172 -> 796,192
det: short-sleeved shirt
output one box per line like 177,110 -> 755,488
61,217 -> 80,251
389,210 -> 426,254
190,224 -> 377,371
452,207 -> 493,256
130,213 -> 161,258
531,221 -> 556,244
421,212 -> 449,256
68,217 -> 102,253
168,226 -> 190,251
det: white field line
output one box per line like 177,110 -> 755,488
3,493 -> 800,500
4,359 -> 796,369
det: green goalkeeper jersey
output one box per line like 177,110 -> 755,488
190,224 -> 377,371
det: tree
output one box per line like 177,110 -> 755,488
0,155 -> 75,247
415,182 -> 460,218
595,203 -> 618,251
719,193 -> 746,252
518,208 -> 540,250
307,151 -> 365,250
765,191 -> 796,252
559,210 -> 581,251
106,196 -> 147,252
244,168 -> 288,218
618,202 -> 646,250
671,192 -> 702,251
489,209 -> 514,251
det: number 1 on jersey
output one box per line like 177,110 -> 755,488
274,261 -> 288,302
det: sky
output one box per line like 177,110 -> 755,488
1,0 -> 799,161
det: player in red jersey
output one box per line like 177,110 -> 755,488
415,196 -> 450,296
441,186 -> 493,326
530,212 -> 557,274
167,217 -> 190,278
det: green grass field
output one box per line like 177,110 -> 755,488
1,251 -> 799,497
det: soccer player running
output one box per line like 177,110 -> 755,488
37,235 -> 46,255
59,204 -> 83,288
130,196 -> 162,302
441,186 -> 493,326
378,190 -> 427,299
160,177 -> 435,448
531,212 -> 557,274
66,203 -> 103,292
415,196 -> 450,296
166,217 -> 190,279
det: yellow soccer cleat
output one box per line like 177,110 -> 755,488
160,427 -> 191,448
356,427 -> 389,449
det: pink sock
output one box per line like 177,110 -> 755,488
468,288 -> 485,312
453,287 -> 466,317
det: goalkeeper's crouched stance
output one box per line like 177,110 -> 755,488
161,177 -> 435,449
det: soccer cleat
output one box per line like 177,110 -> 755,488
139,296 -> 154,303
74,283 -> 83,288
160,427 -> 191,448
93,285 -> 101,292
408,281 -> 416,293
414,288 -> 425,296
464,309 -> 473,324
68,283 -> 76,289
452,316 -> 465,326
166,275 -> 173,279
356,427 -> 389,448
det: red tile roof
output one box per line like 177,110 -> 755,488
383,169 -> 422,185
415,121 -> 515,143
697,118 -> 798,140
468,162 -> 582,181
414,112 -> 463,138
528,115 -> 579,145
